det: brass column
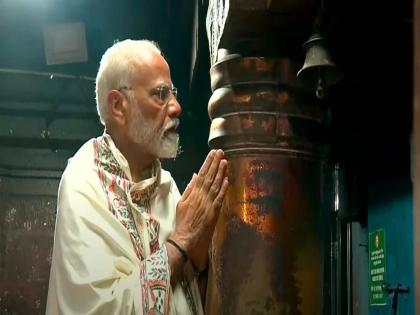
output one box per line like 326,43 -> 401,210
205,2 -> 330,314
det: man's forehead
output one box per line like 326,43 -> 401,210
133,47 -> 166,68
131,49 -> 170,83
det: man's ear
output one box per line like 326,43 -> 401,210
107,90 -> 128,126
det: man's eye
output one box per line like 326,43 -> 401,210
160,88 -> 170,101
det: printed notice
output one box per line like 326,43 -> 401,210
369,228 -> 387,305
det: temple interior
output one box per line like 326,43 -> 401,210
0,0 -> 418,314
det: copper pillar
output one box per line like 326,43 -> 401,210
204,4 -> 330,310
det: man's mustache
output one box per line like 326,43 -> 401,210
164,118 -> 180,132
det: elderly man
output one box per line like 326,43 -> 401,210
46,39 -> 228,315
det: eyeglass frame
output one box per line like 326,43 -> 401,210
117,84 -> 178,106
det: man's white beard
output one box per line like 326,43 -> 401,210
128,104 -> 179,159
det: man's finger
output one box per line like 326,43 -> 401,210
180,173 -> 197,202
208,159 -> 227,198
213,177 -> 229,208
202,150 -> 224,190
198,150 -> 216,177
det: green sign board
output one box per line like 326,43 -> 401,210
369,228 -> 387,305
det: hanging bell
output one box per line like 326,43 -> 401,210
297,33 -> 343,99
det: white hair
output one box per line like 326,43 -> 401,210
95,39 -> 161,126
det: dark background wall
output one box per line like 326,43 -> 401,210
329,0 -> 414,313
0,1 -> 206,313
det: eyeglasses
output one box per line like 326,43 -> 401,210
155,85 -> 177,105
117,84 -> 178,105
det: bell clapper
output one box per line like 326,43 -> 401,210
316,71 -> 325,99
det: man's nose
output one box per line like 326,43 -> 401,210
167,97 -> 182,118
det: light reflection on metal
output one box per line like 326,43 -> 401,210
206,55 -> 330,314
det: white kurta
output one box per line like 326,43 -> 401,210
46,134 -> 203,315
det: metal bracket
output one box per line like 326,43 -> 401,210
383,284 -> 410,315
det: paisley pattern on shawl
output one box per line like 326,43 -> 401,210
93,135 -> 162,260
93,135 -> 168,314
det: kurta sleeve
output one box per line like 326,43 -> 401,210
46,172 -> 173,315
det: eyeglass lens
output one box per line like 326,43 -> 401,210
158,86 -> 177,103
